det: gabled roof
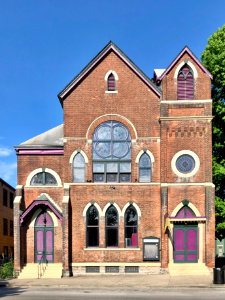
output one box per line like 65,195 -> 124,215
58,41 -> 161,104
157,46 -> 212,81
16,124 -> 63,148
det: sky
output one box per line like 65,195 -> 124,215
0,0 -> 225,188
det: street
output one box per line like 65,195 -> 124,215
0,287 -> 225,300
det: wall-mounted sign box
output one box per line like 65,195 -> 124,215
143,237 -> 160,261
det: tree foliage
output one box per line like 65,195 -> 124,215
201,24 -> 225,238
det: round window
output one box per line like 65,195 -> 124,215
171,151 -> 200,177
175,154 -> 195,174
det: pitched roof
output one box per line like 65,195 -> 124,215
156,46 -> 212,81
17,124 -> 63,148
58,41 -> 161,104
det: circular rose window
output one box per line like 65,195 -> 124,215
175,154 -> 195,174
171,150 -> 200,177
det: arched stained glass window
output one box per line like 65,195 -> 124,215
177,64 -> 194,100
175,206 -> 196,218
105,205 -> 118,247
73,152 -> 86,182
30,172 -> 57,186
139,153 -> 151,182
125,205 -> 138,247
86,205 -> 99,247
107,73 -> 116,91
93,121 -> 131,182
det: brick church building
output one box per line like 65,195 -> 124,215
14,42 -> 214,277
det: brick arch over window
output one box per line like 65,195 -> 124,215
177,64 -> 194,100
104,70 -> 118,92
25,168 -> 62,187
86,114 -> 138,141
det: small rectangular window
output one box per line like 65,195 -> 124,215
3,219 -> 8,236
106,173 -> 117,182
120,174 -> 131,182
105,266 -> 119,273
10,220 -> 13,236
93,174 -> 105,182
3,189 -> 8,207
86,266 -> 100,273
10,192 -> 14,209
125,266 -> 139,273
3,246 -> 8,258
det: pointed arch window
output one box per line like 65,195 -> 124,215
177,64 -> 194,100
86,205 -> 99,247
125,205 -> 138,247
73,152 -> 86,182
105,205 -> 118,247
175,206 -> 196,218
107,73 -> 116,91
139,153 -> 151,182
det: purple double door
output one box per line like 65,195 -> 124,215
173,225 -> 198,263
34,211 -> 54,263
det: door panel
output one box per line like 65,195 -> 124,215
174,225 -> 198,263
34,212 -> 54,263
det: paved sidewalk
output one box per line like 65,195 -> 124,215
0,273 -> 224,289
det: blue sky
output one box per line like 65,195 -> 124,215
0,0 -> 225,187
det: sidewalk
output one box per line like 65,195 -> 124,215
1,273 -> 224,289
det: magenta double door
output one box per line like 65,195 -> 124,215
34,211 -> 54,263
173,224 -> 198,263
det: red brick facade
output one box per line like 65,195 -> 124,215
14,43 -> 214,276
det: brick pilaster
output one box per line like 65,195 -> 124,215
62,184 -> 71,277
13,185 -> 23,277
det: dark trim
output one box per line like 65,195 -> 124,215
20,199 -> 63,224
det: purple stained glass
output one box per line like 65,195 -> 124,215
36,212 -> 53,226
46,230 -> 53,252
187,254 -> 197,261
176,206 -> 195,218
46,254 -> 53,261
187,229 -> 197,251
175,254 -> 185,261
37,230 -> 43,252
175,229 -> 184,251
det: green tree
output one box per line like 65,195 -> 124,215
201,24 -> 225,239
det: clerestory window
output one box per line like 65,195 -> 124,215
92,121 -> 131,182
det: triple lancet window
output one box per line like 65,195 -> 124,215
177,64 -> 194,100
86,204 -> 138,248
92,121 -> 131,183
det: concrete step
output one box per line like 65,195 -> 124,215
18,263 -> 62,279
169,263 -> 211,276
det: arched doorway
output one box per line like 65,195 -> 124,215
34,211 -> 54,263
173,206 -> 198,263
